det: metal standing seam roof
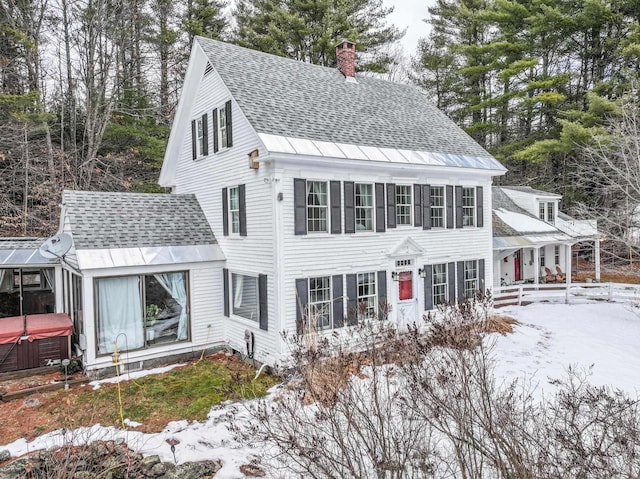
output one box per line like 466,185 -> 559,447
62,190 -> 218,250
0,238 -> 58,266
500,185 -> 561,197
197,37 -> 505,172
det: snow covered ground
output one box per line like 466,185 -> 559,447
1,301 -> 639,477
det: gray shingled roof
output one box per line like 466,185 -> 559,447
492,187 -> 559,237
198,38 -> 493,158
62,191 -> 217,249
0,238 -> 46,250
500,186 -> 561,197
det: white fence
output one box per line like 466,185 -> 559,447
493,282 -> 640,307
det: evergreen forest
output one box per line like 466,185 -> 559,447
1,0 -> 639,241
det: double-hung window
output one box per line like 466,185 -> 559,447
355,183 -> 374,231
539,203 -> 546,221
231,273 -> 259,321
395,185 -> 412,226
554,245 -> 560,266
219,106 -> 228,149
462,187 -> 476,227
229,186 -> 240,234
430,186 -> 445,228
307,181 -> 328,232
309,276 -> 332,329
463,260 -> 478,299
547,202 -> 555,224
432,264 -> 448,306
357,272 -> 377,319
191,114 -> 208,159
540,247 -> 546,268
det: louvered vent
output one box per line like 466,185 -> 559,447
204,62 -> 213,77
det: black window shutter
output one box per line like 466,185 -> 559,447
333,275 -> 344,328
239,184 -> 247,237
225,100 -> 233,147
377,270 -> 387,319
330,181 -> 342,234
448,262 -> 456,303
222,188 -> 229,236
386,183 -> 396,229
346,273 -> 357,325
344,181 -> 355,234
457,261 -> 465,302
446,185 -> 454,229
201,114 -> 208,156
212,108 -> 219,153
476,186 -> 483,228
223,268 -> 229,317
455,186 -> 463,229
259,274 -> 268,330
478,259 -> 485,293
422,184 -> 431,230
295,278 -> 308,334
294,178 -> 307,235
413,184 -> 422,227
424,264 -> 433,311
375,183 -> 386,232
191,120 -> 197,160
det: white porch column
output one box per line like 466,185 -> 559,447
594,239 -> 601,281
496,253 -> 502,287
565,244 -> 572,285
533,247 -> 540,284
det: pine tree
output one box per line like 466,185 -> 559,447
233,0 -> 402,72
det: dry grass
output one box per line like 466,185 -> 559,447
0,353 -> 278,445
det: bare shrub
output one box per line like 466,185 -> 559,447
235,296 -> 640,478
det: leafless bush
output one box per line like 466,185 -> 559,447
235,296 -> 640,478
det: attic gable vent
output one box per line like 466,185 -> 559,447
204,62 -> 213,77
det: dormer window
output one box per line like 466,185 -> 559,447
539,201 -> 555,224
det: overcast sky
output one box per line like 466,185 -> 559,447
383,1 -> 433,57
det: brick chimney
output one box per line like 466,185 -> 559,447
336,40 -> 356,79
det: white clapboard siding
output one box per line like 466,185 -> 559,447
171,69 -> 280,359
277,169 -> 493,334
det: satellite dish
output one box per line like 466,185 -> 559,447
39,233 -> 73,259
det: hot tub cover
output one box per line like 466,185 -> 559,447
0,313 -> 73,344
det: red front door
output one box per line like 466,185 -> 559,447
514,250 -> 522,281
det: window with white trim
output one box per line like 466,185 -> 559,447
355,183 -> 374,231
218,105 -> 228,149
540,247 -> 546,268
195,117 -> 206,157
357,272 -> 377,319
463,260 -> 478,299
309,276 -> 332,330
431,186 -> 445,228
231,273 -> 259,321
432,264 -> 448,306
554,245 -> 560,265
395,185 -> 412,226
462,187 -> 476,227
307,181 -> 328,232
547,202 -> 555,224
539,203 -> 545,221
229,186 -> 240,234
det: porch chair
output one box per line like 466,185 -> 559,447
542,267 -> 558,283
554,265 -> 566,282
556,265 -> 577,282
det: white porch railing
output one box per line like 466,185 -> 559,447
493,282 -> 640,307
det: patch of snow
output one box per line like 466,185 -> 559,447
90,363 -> 185,390
495,208 -> 558,233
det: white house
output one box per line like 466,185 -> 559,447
493,186 -> 600,286
52,38 -> 510,374
155,38 -> 506,366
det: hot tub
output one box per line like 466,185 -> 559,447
0,313 -> 73,373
